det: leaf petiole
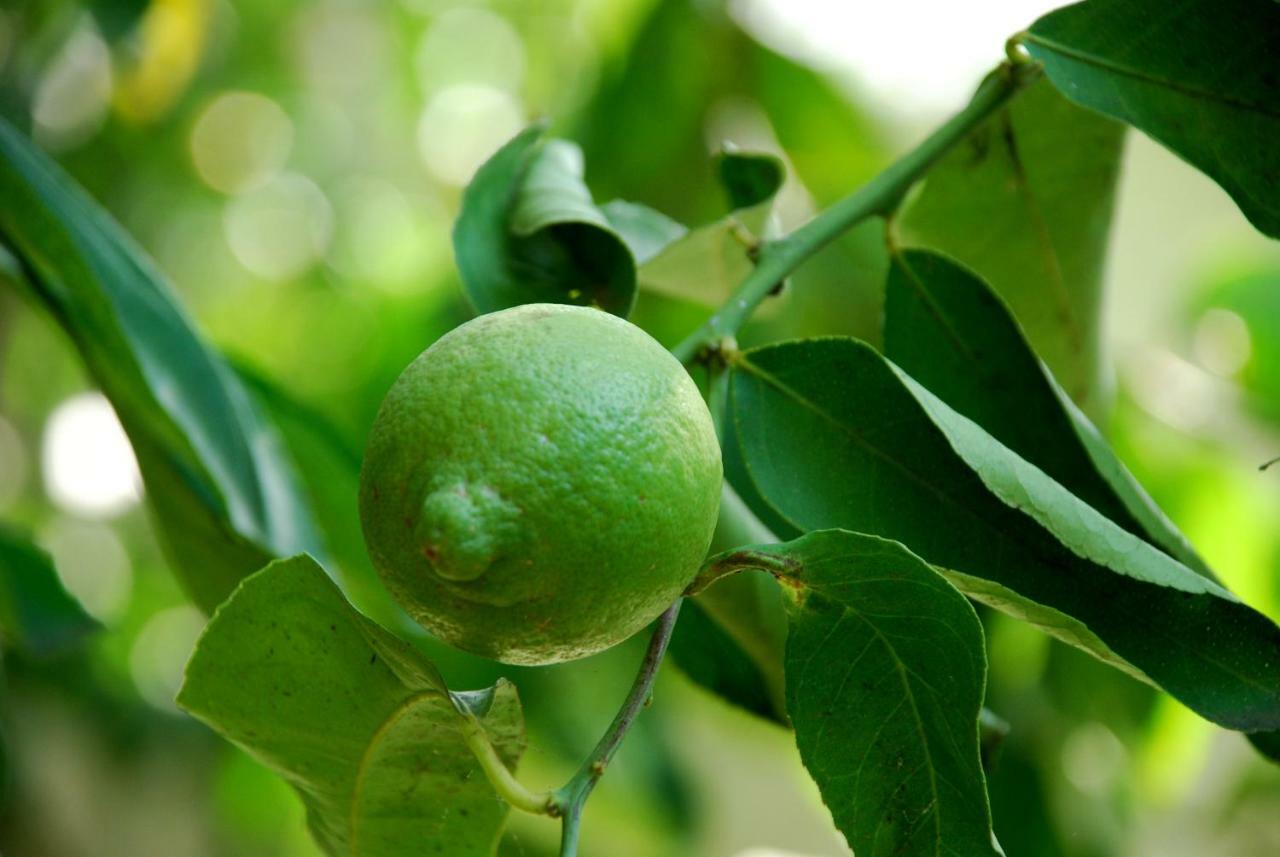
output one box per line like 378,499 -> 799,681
460,712 -> 557,816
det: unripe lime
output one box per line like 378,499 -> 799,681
359,303 -> 722,664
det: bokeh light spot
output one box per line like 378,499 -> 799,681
32,22 -> 113,151
129,605 -> 206,712
190,91 -> 294,194
416,7 -> 526,94
417,84 -> 524,186
732,0 -> 1062,117
1061,721 -> 1127,796
223,172 -> 333,280
39,518 -> 133,623
41,393 -> 142,518
1192,308 -> 1252,378
328,177 -> 439,291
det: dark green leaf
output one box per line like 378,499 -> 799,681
1248,730 -> 1280,764
88,0 -> 148,41
726,338 -> 1280,733
715,150 -> 785,211
454,127 -> 650,317
178,555 -> 524,857
703,530 -> 997,857
0,525 -> 98,656
899,77 -> 1124,408
1025,0 -> 1280,238
0,117 -> 320,611
883,248 -> 1212,578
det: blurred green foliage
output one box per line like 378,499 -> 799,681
0,0 -> 1278,855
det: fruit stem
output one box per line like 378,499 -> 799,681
461,713 -> 558,816
670,58 -> 1042,365
551,598 -> 683,855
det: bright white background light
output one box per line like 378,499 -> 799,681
732,0 -> 1063,119
41,392 -> 142,518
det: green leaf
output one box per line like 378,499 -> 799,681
883,248 -> 1212,578
725,338 -> 1280,733
0,117 -> 320,612
598,199 -> 687,265
454,127 -> 657,317
635,152 -> 784,308
1025,0 -> 1280,239
178,555 -> 524,857
898,77 -> 1124,409
1248,730 -> 1280,764
229,361 -> 415,633
0,525 -> 98,656
715,150 -> 785,211
702,530 -> 997,857
634,212 -> 761,307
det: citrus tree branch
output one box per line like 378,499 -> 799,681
460,599 -> 684,855
551,598 -> 682,857
671,59 -> 1042,364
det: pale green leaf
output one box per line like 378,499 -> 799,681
178,555 -> 524,857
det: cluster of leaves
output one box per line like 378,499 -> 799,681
1,0 -> 1279,855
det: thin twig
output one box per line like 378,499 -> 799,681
552,599 -> 683,856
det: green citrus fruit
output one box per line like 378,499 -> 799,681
358,303 -> 722,665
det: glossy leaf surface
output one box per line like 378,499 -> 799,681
899,77 -> 1124,408
702,530 -> 997,857
726,338 -> 1280,733
1026,0 -> 1280,238
455,127 -> 676,317
179,555 -> 524,857
883,248 -> 1210,577
0,118 -> 319,611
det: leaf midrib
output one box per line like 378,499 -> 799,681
846,602 -> 944,855
1024,32 -> 1280,120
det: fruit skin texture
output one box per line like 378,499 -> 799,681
359,303 -> 722,665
